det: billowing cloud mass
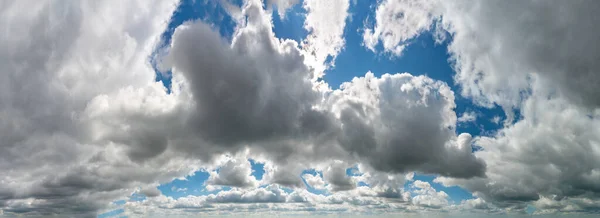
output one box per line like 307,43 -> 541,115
365,0 -> 600,214
2,0 -> 600,217
327,72 -> 485,178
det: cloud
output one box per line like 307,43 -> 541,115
13,0 -> 600,216
302,173 -> 327,190
140,186 -> 162,198
323,160 -> 356,192
457,111 -> 477,123
165,0 -> 482,181
327,72 -> 485,178
436,84 -> 600,210
363,0 -> 600,213
363,0 -> 439,56
365,0 -> 600,110
266,0 -> 300,18
206,153 -> 259,188
121,184 -> 414,217
302,0 -> 350,78
411,180 -> 449,209
0,0 -> 185,216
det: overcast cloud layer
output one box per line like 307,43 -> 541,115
1,0 -> 600,217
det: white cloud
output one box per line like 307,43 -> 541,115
457,111 -> 477,123
363,0 -> 438,56
491,116 -> 501,125
302,173 -> 327,190
302,0 -> 350,78
266,0 -> 300,19
411,180 -> 449,209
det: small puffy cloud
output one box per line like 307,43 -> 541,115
140,186 -> 162,198
411,180 -> 449,209
457,111 -> 477,123
302,173 -> 327,190
266,0 -> 300,18
323,160 -> 356,192
206,154 -> 259,188
363,0 -> 439,56
491,116 -> 502,125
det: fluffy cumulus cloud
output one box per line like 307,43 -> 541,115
302,0 -> 350,78
363,0 -> 439,56
0,0 -> 193,216
206,153 -> 259,188
437,82 -> 600,212
411,180 -> 449,209
457,111 -> 477,123
327,72 -> 485,178
364,0 -> 600,214
302,173 -> 327,190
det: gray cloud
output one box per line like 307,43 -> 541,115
0,0 -> 190,217
366,0 -> 600,213
326,72 -> 485,178
206,154 -> 259,188
437,85 -> 600,211
166,0 -> 483,180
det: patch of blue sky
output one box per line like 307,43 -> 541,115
112,200 -> 126,206
346,165 -> 362,177
128,192 -> 147,202
405,174 -> 474,205
158,170 -> 212,199
153,0 -> 239,92
272,1 -> 308,42
301,169 -> 329,195
324,0 -> 507,138
249,159 -> 266,180
97,208 -> 125,218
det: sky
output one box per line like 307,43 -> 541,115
1,0 -> 600,217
